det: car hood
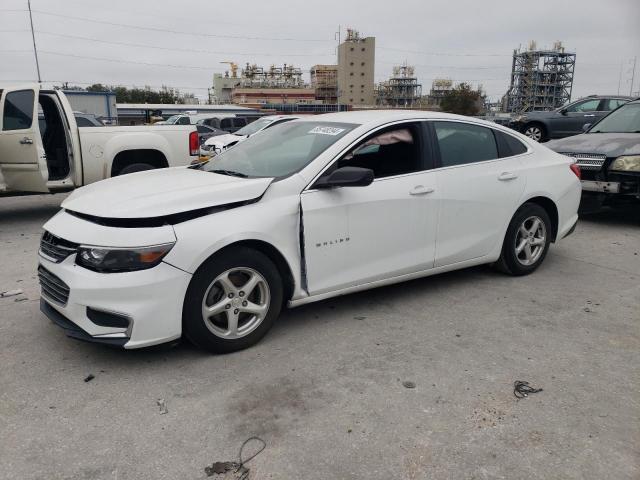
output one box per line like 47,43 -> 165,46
204,133 -> 246,147
62,167 -> 273,219
546,133 -> 640,157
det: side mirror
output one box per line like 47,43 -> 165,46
559,108 -> 568,116
314,166 -> 374,189
582,123 -> 592,133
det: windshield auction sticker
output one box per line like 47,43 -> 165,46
308,126 -> 345,136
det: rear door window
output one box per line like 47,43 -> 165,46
433,121 -> 498,167
3,89 -> 35,131
603,99 -> 628,111
220,118 -> 233,129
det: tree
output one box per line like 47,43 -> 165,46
440,83 -> 484,116
84,84 -> 186,104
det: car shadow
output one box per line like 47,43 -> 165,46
0,195 -> 65,225
579,206 -> 640,227
273,264 -> 496,337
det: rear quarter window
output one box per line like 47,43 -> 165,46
494,130 -> 528,157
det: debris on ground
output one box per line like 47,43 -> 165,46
513,380 -> 543,398
84,374 -> 95,383
157,398 -> 168,414
204,437 -> 266,479
354,316 -> 367,320
14,297 -> 28,302
0,289 -> 23,298
402,381 -> 416,389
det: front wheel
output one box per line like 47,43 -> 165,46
495,203 -> 552,276
183,247 -> 283,353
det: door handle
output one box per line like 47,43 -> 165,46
409,185 -> 434,195
498,172 -> 518,181
583,114 -> 596,117
19,137 -> 33,145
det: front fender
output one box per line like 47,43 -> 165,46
164,196 -> 305,298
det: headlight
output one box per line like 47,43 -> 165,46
76,243 -> 174,272
610,155 -> 640,172
513,115 -> 527,123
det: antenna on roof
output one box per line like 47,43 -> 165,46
27,0 -> 41,83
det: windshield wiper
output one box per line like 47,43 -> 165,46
210,169 -> 249,178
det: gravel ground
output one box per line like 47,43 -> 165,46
1,193 -> 638,480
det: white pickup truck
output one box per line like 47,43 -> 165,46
0,84 -> 199,195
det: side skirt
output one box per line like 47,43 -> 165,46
287,254 -> 496,308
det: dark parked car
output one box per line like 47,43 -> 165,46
196,124 -> 226,145
546,98 -> 640,210
510,95 -> 632,142
198,116 -> 248,133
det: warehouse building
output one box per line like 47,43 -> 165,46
62,90 -> 117,124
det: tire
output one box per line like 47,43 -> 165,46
118,163 -> 154,175
522,123 -> 547,142
495,203 -> 552,276
182,247 -> 283,353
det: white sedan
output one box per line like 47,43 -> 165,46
38,111 -> 581,353
200,115 -> 300,156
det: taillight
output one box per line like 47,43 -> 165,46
189,131 -> 199,156
570,163 -> 581,179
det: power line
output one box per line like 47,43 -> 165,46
378,46 -> 511,57
377,60 -> 506,70
33,30 -> 334,58
0,78 -> 213,91
38,50 -> 218,71
31,10 -> 332,42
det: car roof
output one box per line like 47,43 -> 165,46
297,110 -> 489,128
261,115 -> 302,121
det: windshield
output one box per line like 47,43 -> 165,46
590,103 -> 640,133
234,118 -> 275,136
202,121 -> 356,178
164,115 -> 180,125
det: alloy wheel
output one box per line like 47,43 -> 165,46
524,126 -> 543,142
514,216 -> 547,266
201,267 -> 270,339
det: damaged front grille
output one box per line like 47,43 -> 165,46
562,153 -> 607,172
38,265 -> 70,306
39,231 -> 78,263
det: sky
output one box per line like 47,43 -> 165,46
1,0 -> 639,103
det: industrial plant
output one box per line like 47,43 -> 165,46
504,41 -> 576,113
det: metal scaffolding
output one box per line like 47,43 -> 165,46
310,65 -> 338,104
237,63 -> 304,89
376,64 -> 422,107
506,41 -> 576,113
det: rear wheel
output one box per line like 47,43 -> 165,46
183,247 -> 283,353
522,123 -> 547,142
118,163 -> 154,175
496,203 -> 552,276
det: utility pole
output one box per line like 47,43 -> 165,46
630,56 -> 637,97
27,0 -> 41,83
335,25 -> 341,111
617,61 -> 622,95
